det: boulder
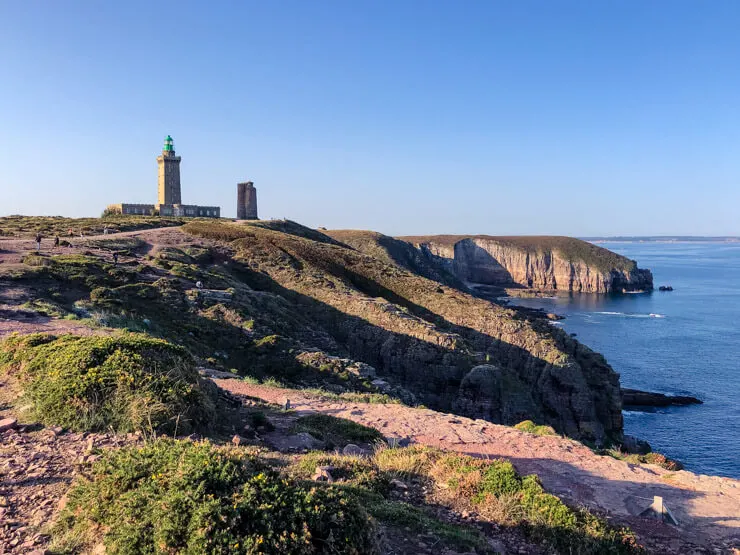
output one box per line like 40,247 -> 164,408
342,443 -> 366,457
0,418 -> 18,433
312,465 -> 334,482
621,434 -> 652,455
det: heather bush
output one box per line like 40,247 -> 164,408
514,419 -> 558,436
0,333 -> 217,434
52,439 -> 378,554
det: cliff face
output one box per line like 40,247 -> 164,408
402,236 -> 653,293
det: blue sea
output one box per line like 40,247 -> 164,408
511,242 -> 740,479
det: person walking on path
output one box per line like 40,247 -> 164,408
35,233 -> 42,252
112,252 -> 119,265
53,236 -> 60,249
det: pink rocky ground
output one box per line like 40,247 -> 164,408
0,421 -> 137,554
218,380 -> 740,555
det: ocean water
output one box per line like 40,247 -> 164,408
511,242 -> 740,479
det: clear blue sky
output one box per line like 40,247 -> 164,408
1,1 -> 738,236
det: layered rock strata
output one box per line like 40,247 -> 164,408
399,236 -> 653,293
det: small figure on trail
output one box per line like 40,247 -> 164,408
195,280 -> 204,289
112,252 -> 119,265
35,233 -> 42,252
67,228 -> 73,237
103,226 -> 109,235
54,236 -> 60,249
79,230 -> 84,238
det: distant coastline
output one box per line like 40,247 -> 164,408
583,236 -> 740,244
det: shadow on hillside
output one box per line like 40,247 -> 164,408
220,256 -> 620,442
449,239 -> 520,286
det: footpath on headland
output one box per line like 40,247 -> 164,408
218,379 -> 740,553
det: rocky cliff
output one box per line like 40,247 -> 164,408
2,220 -> 627,445
398,235 -> 653,293
263,225 -> 625,442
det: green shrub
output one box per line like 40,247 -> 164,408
477,459 -> 523,498
372,444 -> 437,478
428,452 -> 643,554
0,333 -> 217,434
22,253 -> 53,267
301,388 -> 401,405
20,299 -> 69,318
294,414 -> 383,446
642,452 -> 683,471
294,452 -> 390,494
52,439 -> 378,554
514,419 -> 558,436
360,495 -> 492,553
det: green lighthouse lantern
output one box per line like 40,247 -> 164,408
164,135 -> 174,152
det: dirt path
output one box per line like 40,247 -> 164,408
218,380 -> 740,553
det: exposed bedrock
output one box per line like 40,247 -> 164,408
405,236 -> 653,293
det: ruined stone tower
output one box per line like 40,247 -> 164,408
237,181 -> 258,220
157,135 -> 182,205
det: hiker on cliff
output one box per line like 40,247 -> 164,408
53,236 -> 60,249
35,233 -> 42,252
103,226 -> 109,235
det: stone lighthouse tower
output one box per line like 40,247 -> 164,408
237,181 -> 258,220
157,135 -> 182,205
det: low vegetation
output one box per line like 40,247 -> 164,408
290,449 -> 493,553
294,413 -> 384,446
0,214 -> 187,238
0,333 -> 218,434
300,388 -> 402,405
372,446 -> 644,554
16,253 -> 140,290
599,448 -> 684,471
285,444 -> 645,553
52,439 -> 378,554
514,419 -> 558,436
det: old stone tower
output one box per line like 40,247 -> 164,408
157,135 -> 182,205
237,181 -> 258,220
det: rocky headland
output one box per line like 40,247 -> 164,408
393,235 -> 654,294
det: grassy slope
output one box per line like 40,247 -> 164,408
0,217 -> 622,440
185,220 -> 622,441
325,229 -> 468,288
